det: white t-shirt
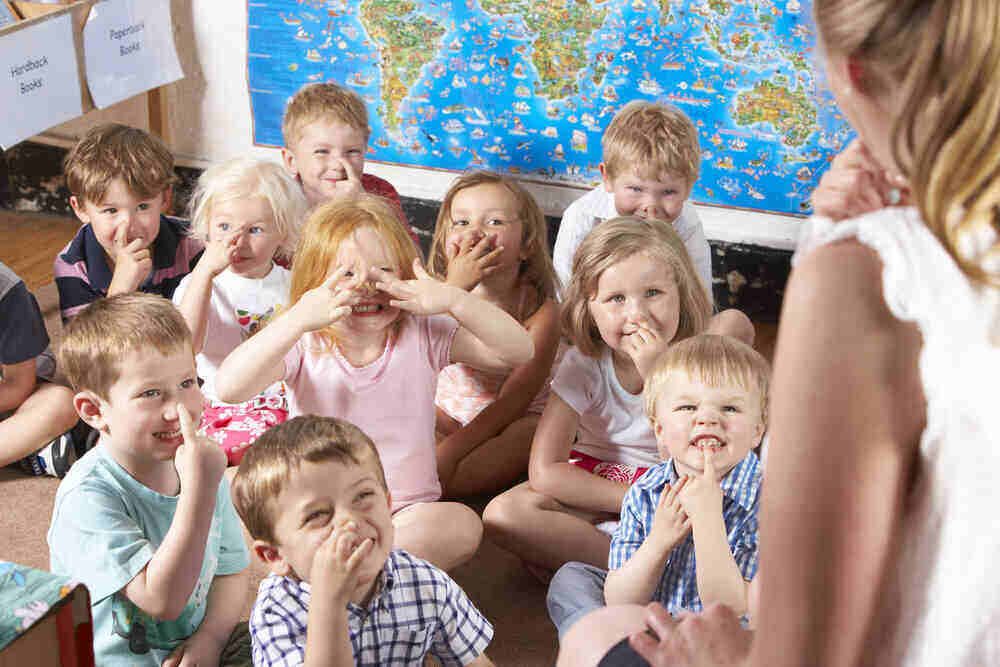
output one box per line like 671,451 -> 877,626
172,264 -> 290,402
795,208 -> 1000,666
552,186 -> 713,304
550,346 -> 659,467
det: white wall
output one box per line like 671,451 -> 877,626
34,0 -> 801,251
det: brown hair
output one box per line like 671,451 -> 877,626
601,100 -> 701,186
644,334 -> 770,428
57,293 -> 192,400
815,0 -> 1000,285
428,171 -> 559,305
63,123 -> 177,205
561,216 -> 711,358
282,82 -> 370,148
231,416 -> 388,544
290,194 -> 419,350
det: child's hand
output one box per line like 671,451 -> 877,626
173,403 -> 226,491
620,321 -> 667,378
677,449 -> 724,522
111,223 -> 153,291
329,157 -> 364,202
310,520 -> 376,604
811,138 -> 910,220
649,476 -> 692,553
161,627 -> 227,667
292,265 -> 358,332
445,233 -> 504,291
197,230 -> 239,278
377,259 -> 461,316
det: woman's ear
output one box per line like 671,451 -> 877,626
74,391 -> 108,433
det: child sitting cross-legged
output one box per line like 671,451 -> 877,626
231,415 -> 496,666
47,293 -> 251,666
551,334 -> 767,663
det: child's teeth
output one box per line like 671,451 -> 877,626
697,437 -> 722,449
353,304 -> 379,313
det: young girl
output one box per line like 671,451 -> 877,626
483,216 -> 713,576
173,158 -> 308,465
429,171 -> 562,497
215,193 -> 533,571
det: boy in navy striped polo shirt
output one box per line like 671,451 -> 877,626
547,334 -> 766,643
54,123 -> 203,322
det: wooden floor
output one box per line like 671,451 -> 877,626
0,210 -> 80,291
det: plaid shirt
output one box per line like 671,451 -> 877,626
609,452 -> 762,615
250,549 -> 493,666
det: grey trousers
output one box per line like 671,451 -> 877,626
546,561 -> 609,639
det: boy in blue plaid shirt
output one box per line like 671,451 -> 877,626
547,334 -> 766,646
231,416 -> 495,666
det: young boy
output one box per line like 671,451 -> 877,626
47,294 -> 251,666
279,82 -> 419,244
55,123 -> 204,322
0,260 -> 81,476
546,334 -> 765,642
553,100 -> 712,302
231,415 -> 495,666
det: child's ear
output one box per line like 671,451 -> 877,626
280,147 -> 299,177
74,390 -> 108,433
69,196 -> 91,225
650,417 -> 662,438
599,163 -> 612,192
254,540 -> 292,576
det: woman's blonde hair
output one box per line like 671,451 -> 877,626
428,171 -> 560,307
815,0 -> 1000,284
290,194 -> 419,350
561,216 -> 712,358
187,158 -> 308,263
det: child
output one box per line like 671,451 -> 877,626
0,261 -> 81,476
547,334 -> 766,640
55,123 -> 203,322
215,194 -> 533,570
552,100 -> 713,303
429,171 -> 562,497
280,82 -> 419,244
232,415 -> 496,666
483,216 -> 713,579
172,158 -> 309,466
47,293 -> 251,666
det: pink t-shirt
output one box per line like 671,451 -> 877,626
282,314 -> 459,510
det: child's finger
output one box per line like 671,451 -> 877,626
412,258 -> 431,279
346,537 -> 374,571
177,403 -> 197,443
478,245 -> 505,266
339,157 -> 361,183
113,223 -> 128,248
702,447 -> 716,478
322,264 -> 350,290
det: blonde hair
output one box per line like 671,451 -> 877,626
602,101 -> 701,186
187,158 -> 308,263
428,171 -> 559,306
561,217 -> 712,358
63,123 -> 177,205
231,416 -> 388,544
644,334 -> 770,428
290,194 -> 419,350
57,293 -> 192,401
282,82 -> 370,148
815,0 -> 1000,285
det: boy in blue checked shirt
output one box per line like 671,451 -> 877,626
546,334 -> 766,646
231,416 -> 496,666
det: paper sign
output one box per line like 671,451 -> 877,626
83,0 -> 183,108
0,12 -> 83,149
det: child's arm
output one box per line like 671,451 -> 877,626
175,233 -> 238,354
437,299 -> 560,478
0,358 -> 35,412
528,394 -> 628,513
160,570 -> 249,667
123,405 -> 228,619
605,478 -> 691,605
678,450 -> 748,615
107,224 -> 154,296
466,655 -> 497,666
216,266 -> 356,403
376,260 -> 533,370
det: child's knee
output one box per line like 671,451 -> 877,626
707,308 -> 755,345
482,487 -> 522,535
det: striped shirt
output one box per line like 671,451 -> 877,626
609,452 -> 762,615
53,215 -> 203,322
250,549 -> 493,666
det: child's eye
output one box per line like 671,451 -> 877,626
609,294 -> 625,303
645,288 -> 662,297
347,149 -> 362,155
137,203 -> 150,211
722,405 -> 739,413
662,189 -> 677,196
356,490 -> 375,502
343,269 -> 354,278
676,404 -> 696,411
217,222 -> 230,232
487,218 -> 506,226
313,149 -> 329,155
248,226 -> 264,234
628,186 -> 642,192
304,510 -> 330,524
380,267 -> 395,274
451,219 -> 469,227
180,378 -> 197,390
139,389 -> 161,399
102,208 -> 117,215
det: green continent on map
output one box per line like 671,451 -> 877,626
481,0 -> 607,100
359,0 -> 445,133
735,79 -> 818,147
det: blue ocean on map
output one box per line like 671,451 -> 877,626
248,0 -> 853,216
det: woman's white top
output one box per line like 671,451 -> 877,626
796,207 -> 1000,666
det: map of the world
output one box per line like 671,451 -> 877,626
247,0 -> 853,216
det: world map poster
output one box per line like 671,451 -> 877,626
247,0 -> 853,216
